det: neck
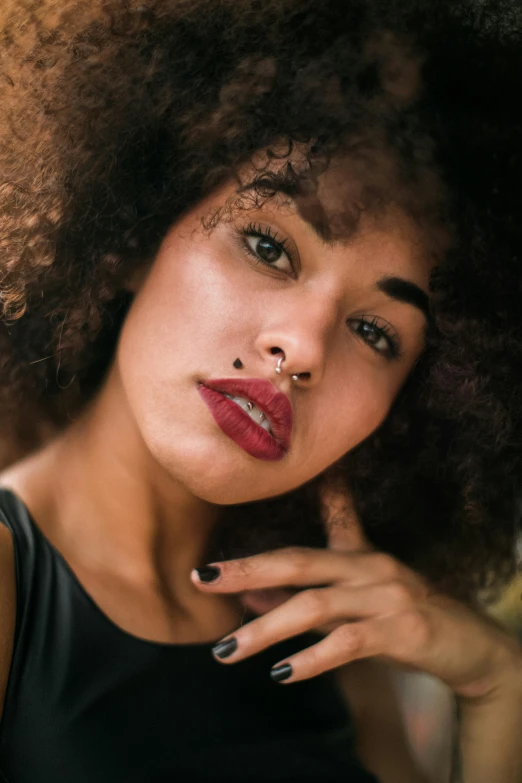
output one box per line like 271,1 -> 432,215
4,366 -> 222,611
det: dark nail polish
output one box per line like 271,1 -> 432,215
195,565 -> 221,583
212,637 -> 238,659
270,663 -> 293,683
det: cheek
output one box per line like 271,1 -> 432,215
120,239 -> 243,375
304,367 -> 402,469
113,232 -> 268,490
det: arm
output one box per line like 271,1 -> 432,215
454,660 -> 522,783
336,659 -> 434,783
0,524 -> 16,720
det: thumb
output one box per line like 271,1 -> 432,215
321,485 -> 372,553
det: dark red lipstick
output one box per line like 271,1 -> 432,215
198,378 -> 293,461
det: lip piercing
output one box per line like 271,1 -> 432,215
233,358 -> 243,369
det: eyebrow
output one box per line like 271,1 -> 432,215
375,276 -> 431,322
242,184 -> 432,321
248,180 -> 335,244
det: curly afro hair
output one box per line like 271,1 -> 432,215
1,0 -> 522,602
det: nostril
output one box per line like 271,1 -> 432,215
298,372 -> 311,381
270,346 -> 284,355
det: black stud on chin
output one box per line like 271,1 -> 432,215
233,358 -> 243,369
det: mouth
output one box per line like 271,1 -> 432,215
222,393 -> 274,434
198,378 -> 293,462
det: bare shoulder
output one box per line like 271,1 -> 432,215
0,522 -> 16,721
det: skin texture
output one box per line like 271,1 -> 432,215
0,178 -> 431,645
1,0 -> 521,602
195,529 -> 520,698
192,500 -> 522,782
0,180 -> 521,783
117,183 -> 430,505
0,3 -> 522,781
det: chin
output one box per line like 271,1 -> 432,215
176,464 -> 290,506
149,433 -> 301,505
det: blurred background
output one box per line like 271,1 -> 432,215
396,572 -> 522,782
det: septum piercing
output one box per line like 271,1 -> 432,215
275,354 -> 300,382
234,355 -> 299,382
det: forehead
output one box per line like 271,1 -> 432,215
229,145 -> 452,269
210,181 -> 436,288
287,195 -> 435,290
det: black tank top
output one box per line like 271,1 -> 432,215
0,489 -> 379,783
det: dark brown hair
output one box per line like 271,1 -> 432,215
1,0 -> 521,601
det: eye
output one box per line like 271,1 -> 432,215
348,316 -> 401,360
240,223 -> 295,275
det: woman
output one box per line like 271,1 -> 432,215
0,0 -> 521,781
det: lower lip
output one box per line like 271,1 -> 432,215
198,385 -> 287,462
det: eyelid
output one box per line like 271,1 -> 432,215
347,314 -> 402,360
239,221 -> 300,275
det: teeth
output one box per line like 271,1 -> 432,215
224,394 -> 272,433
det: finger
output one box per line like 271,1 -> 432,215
269,611 -> 430,683
212,582 -> 410,664
240,588 -> 296,616
321,486 -> 371,553
191,547 -> 403,593
269,620 -> 383,683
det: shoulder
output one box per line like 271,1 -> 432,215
0,518 -> 16,720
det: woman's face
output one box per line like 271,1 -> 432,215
116,180 -> 433,504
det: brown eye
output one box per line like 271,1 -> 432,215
249,236 -> 283,265
356,320 -> 384,346
242,229 -> 294,274
348,316 -> 401,359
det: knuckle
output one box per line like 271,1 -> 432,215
282,547 -> 311,577
301,643 -> 323,673
299,589 -> 328,622
371,552 -> 400,580
383,580 -> 414,610
235,558 -> 258,578
233,560 -> 249,576
398,610 -> 431,652
332,623 -> 365,655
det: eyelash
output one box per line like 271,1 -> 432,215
238,222 -> 296,272
348,315 -> 402,360
236,222 -> 402,361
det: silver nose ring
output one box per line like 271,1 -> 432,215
275,354 -> 300,382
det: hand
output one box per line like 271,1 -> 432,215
192,489 -> 522,697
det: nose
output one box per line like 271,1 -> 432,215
255,298 -> 337,387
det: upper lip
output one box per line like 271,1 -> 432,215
201,378 -> 293,450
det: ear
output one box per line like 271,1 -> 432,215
320,483 -> 372,553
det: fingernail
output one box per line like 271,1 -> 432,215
195,565 -> 221,583
212,637 -> 238,659
270,663 -> 293,683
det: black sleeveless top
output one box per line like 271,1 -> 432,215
0,489 -> 379,783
